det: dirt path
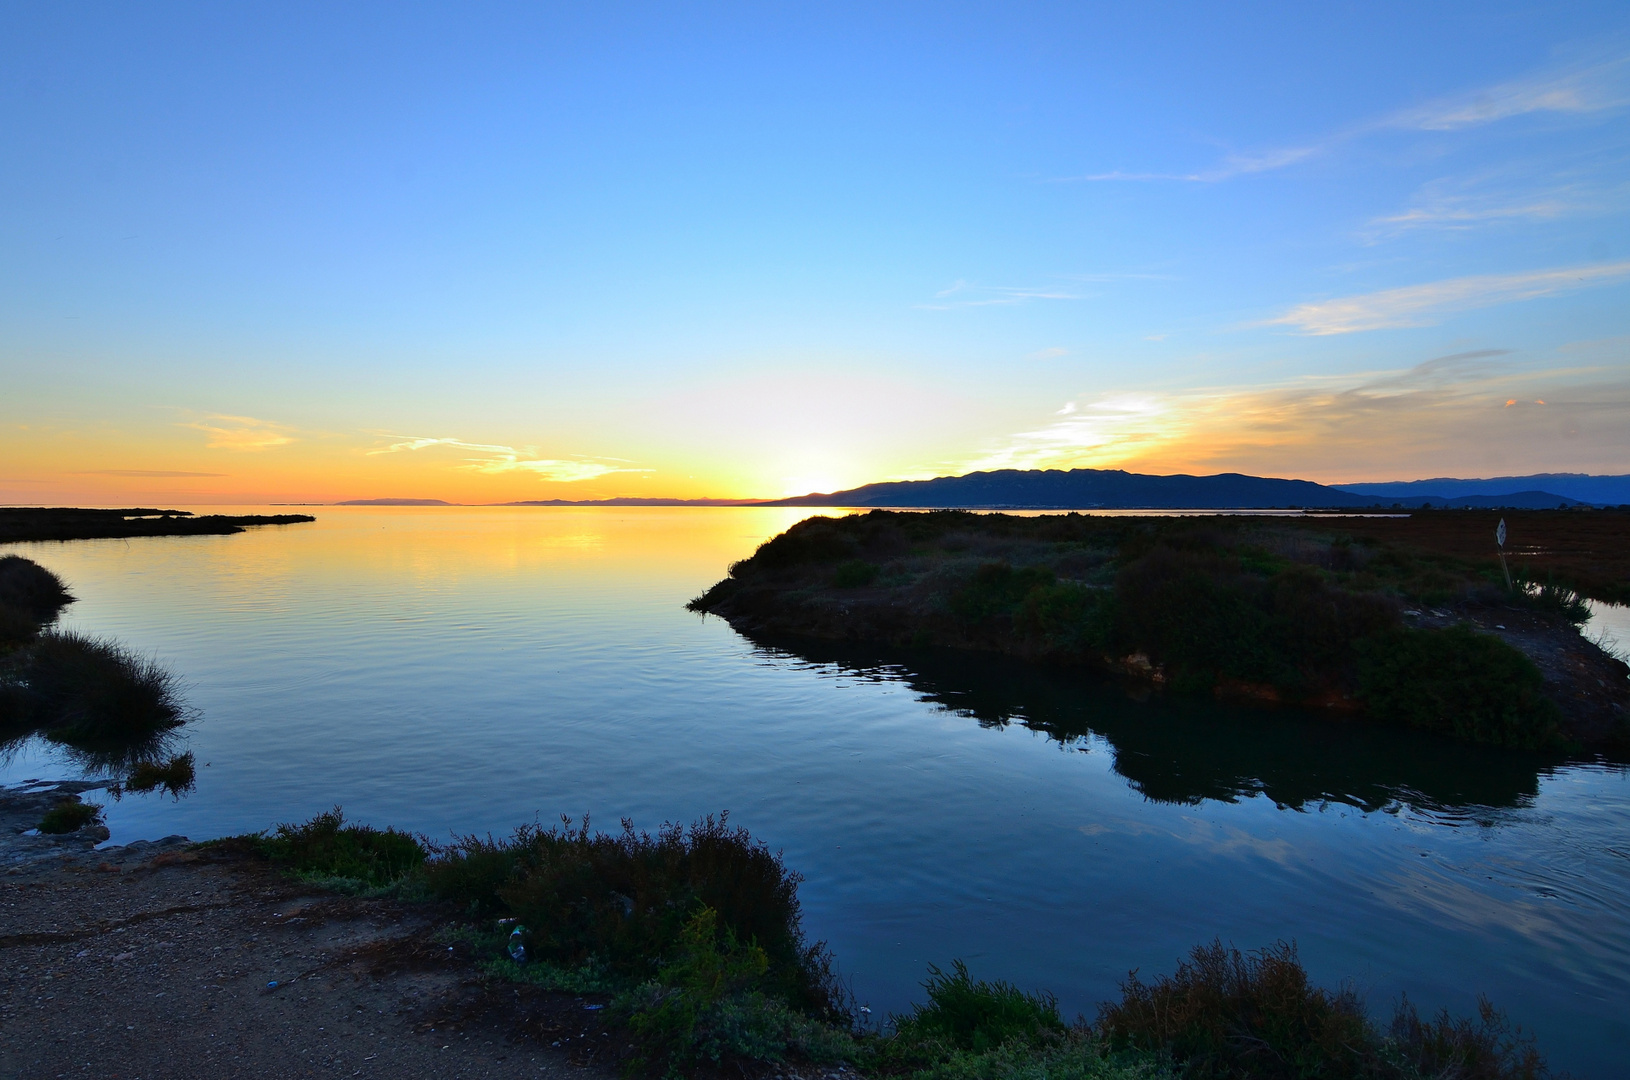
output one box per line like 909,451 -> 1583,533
1,784 -> 616,1080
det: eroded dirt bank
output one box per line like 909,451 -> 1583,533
1,783 -> 612,1080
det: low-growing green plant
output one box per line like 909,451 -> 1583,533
620,906 -> 852,1074
256,806 -> 427,891
895,960 -> 1066,1053
37,798 -> 102,834
951,563 -> 1056,624
1357,626 -> 1561,749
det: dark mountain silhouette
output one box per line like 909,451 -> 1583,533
766,468 -> 1585,510
1336,473 -> 1630,506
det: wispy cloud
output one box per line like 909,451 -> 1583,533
1065,51 -> 1630,185
951,346 -> 1630,481
368,435 -> 645,483
1363,167 -> 1626,239
916,280 -> 1080,310
1387,54 -> 1630,131
182,414 -> 296,451
72,469 -> 227,477
1262,261 -> 1630,335
1031,346 -> 1069,359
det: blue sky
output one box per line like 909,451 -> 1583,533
3,2 -> 1628,502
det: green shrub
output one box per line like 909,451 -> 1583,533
1014,582 -> 1113,655
951,563 -> 1056,624
20,630 -> 189,747
424,813 -> 843,1018
257,807 -> 427,890
895,960 -> 1066,1053
37,798 -> 102,834
834,560 -> 880,588
899,1031 -> 1173,1080
1097,940 -> 1371,1080
1357,626 -> 1561,749
621,906 -> 851,1074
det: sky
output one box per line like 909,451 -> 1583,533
3,2 -> 1628,505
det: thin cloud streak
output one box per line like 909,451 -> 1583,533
1063,51 -> 1629,185
368,435 -> 646,483
1263,261 -> 1630,335
181,414 -> 296,451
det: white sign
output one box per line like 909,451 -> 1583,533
1496,518 -> 1507,548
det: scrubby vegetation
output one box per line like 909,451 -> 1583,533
1097,940 -> 1546,1080
1,556 -> 198,788
36,797 -> 103,834
690,511 -> 1629,749
240,808 -> 1561,1079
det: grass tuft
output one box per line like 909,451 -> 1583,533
255,806 -> 427,891
37,798 -> 103,834
895,960 -> 1066,1053
21,630 -> 190,747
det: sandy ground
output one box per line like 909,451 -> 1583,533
1,782 -> 619,1080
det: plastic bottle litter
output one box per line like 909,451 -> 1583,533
508,926 -> 527,963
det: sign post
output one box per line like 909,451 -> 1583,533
1496,518 -> 1513,590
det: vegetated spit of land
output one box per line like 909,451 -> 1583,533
688,510 -> 1630,750
0,507 -> 314,543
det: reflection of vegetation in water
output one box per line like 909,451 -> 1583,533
745,633 -> 1552,815
0,555 -> 196,794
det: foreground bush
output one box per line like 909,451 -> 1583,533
426,812 -> 843,1018
1097,940 -> 1551,1080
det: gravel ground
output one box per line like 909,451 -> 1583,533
1,782 -> 616,1080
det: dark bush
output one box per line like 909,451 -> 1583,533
834,560 -> 880,588
20,630 -> 190,747
1098,940 -> 1371,1079
0,556 -> 74,621
1357,626 -> 1561,749
1384,995 -> 1547,1080
750,518 -> 859,568
895,960 -> 1066,1053
37,798 -> 102,834
1519,583 -> 1590,625
1015,582 -> 1114,655
257,807 -> 427,889
951,563 -> 1055,624
425,813 -> 843,1018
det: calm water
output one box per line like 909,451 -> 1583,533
4,507 -> 1628,1076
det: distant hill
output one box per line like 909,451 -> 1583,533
1336,473 -> 1630,506
767,468 -> 1588,510
337,498 -> 454,506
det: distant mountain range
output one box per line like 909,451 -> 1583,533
335,470 -> 1629,510
1334,473 -> 1630,506
766,468 -> 1609,510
